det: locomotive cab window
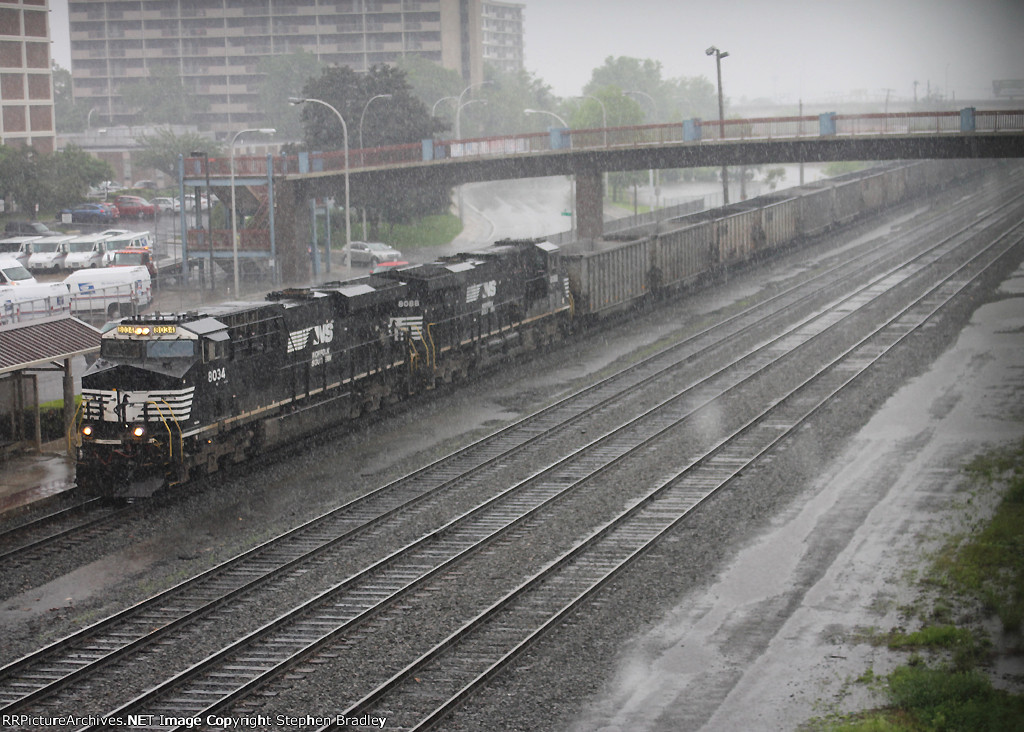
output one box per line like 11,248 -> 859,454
203,334 -> 230,363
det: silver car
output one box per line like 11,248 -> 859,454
348,241 -> 402,267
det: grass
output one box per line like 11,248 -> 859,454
330,213 -> 463,254
806,439 -> 1024,731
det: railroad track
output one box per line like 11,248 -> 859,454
327,213 -> 1024,732
0,176 -> 1020,728
45,189 -> 1024,727
0,498 -> 127,567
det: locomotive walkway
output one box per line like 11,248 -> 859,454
183,108 -> 1024,282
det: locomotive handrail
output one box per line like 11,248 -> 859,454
425,322 -> 437,370
67,399 -> 88,452
144,398 -> 184,466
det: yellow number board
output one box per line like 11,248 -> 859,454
116,325 -> 177,336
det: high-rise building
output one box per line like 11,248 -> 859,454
67,0 -> 524,136
481,1 -> 523,74
0,0 -> 55,152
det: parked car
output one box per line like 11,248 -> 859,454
0,236 -> 42,267
114,195 -> 158,220
350,241 -> 403,267
151,197 -> 177,214
57,202 -> 119,224
4,220 -> 56,236
26,234 -> 73,273
0,255 -> 37,286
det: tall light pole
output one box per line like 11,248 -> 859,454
576,95 -> 607,146
289,96 -> 352,268
358,93 -> 392,238
706,45 -> 730,204
431,95 -> 457,117
358,93 -> 392,165
625,90 -> 659,210
455,80 -> 492,222
455,80 -> 492,140
230,127 -> 275,296
524,108 -> 568,127
525,109 -> 574,232
189,150 -> 213,291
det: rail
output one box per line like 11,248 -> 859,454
184,109 -> 1024,181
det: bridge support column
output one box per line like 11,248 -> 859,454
274,180 -> 311,285
575,172 -> 604,241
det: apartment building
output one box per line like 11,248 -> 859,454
481,1 -> 522,74
0,0 -> 55,152
68,0 -> 523,136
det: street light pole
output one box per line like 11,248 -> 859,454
576,95 -> 607,146
625,90 -> 659,209
230,127 -> 275,296
290,96 -> 351,269
524,108 -> 568,127
358,93 -> 392,165
453,81 -> 492,223
525,109 -> 574,231
706,46 -> 730,205
358,94 -> 391,238
189,150 -> 213,291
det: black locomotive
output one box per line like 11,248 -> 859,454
75,239 -> 571,496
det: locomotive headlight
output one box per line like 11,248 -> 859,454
81,424 -> 94,438
131,425 -> 146,438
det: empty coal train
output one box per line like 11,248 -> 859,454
72,160 -> 991,496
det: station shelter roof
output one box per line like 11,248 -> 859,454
0,316 -> 100,375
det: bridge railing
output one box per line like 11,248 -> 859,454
186,109 -> 1023,180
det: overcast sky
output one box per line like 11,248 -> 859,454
50,0 -> 1024,103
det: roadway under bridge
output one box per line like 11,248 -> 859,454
182,110 -> 1024,284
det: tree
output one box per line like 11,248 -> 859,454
32,145 -> 114,211
298,65 -> 443,152
297,65 -> 451,231
256,51 -> 325,140
136,128 -> 222,178
393,55 -> 464,127
0,145 -> 36,214
0,145 -> 113,213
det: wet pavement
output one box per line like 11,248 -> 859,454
0,443 -> 75,516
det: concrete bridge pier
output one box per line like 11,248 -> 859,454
274,180 -> 310,286
575,171 -> 604,242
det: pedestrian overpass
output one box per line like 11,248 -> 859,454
182,108 -> 1024,284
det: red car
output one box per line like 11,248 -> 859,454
114,195 -> 158,220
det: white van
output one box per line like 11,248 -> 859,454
65,265 -> 153,319
101,230 -> 151,265
0,236 -> 42,267
0,255 -> 38,286
27,234 -> 74,273
0,280 -> 70,325
65,232 -> 116,270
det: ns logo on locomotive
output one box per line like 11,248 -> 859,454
73,239 -> 571,497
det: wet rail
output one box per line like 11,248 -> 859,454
0,499 -> 127,566
330,201 -> 1024,732
0,177 -> 1020,725
79,193 -> 1024,728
